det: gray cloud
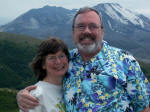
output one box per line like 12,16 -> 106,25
0,0 -> 150,19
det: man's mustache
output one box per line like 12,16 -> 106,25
79,34 -> 96,41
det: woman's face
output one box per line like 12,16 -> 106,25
42,50 -> 68,78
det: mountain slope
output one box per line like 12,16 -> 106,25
94,3 -> 150,63
0,3 -> 150,63
0,6 -> 76,48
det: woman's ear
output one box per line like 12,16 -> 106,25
42,64 -> 46,69
42,59 -> 46,69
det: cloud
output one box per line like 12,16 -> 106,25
0,0 -> 150,19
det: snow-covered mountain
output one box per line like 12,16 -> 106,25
95,3 -> 150,32
98,3 -> 149,29
0,3 -> 150,63
94,3 -> 150,63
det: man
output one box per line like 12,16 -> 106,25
17,7 -> 150,112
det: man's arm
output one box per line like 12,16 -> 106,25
123,53 -> 150,111
141,107 -> 150,112
17,85 -> 39,112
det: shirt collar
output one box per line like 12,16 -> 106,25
70,41 -> 110,65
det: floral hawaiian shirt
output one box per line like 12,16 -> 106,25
63,41 -> 150,112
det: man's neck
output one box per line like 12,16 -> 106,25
80,45 -> 102,63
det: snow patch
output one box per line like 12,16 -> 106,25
26,17 -> 39,29
104,4 -> 145,28
104,4 -> 128,24
107,20 -> 113,30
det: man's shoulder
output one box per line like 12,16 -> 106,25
106,43 -> 127,55
103,41 -> 122,52
29,82 -> 43,98
69,48 -> 78,59
106,42 -> 136,61
69,48 -> 77,53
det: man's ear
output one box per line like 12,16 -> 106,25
72,29 -> 74,35
72,30 -> 75,41
101,28 -> 104,37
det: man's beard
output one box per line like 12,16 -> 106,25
76,33 -> 102,54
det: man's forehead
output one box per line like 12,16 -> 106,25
77,11 -> 99,17
75,11 -> 101,24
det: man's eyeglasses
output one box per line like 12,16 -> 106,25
74,23 -> 102,31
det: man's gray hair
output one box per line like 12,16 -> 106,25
72,6 -> 104,30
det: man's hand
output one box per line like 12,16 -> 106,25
16,85 -> 39,112
141,107 -> 150,112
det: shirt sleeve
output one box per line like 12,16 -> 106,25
28,105 -> 42,112
125,54 -> 150,112
28,85 -> 47,112
19,106 -> 43,112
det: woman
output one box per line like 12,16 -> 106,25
20,38 -> 69,112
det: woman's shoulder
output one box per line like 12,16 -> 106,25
29,81 -> 44,97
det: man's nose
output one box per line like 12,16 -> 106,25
83,26 -> 91,33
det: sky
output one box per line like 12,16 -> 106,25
0,0 -> 150,20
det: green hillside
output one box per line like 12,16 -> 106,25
0,88 -> 18,112
0,32 -> 42,89
139,61 -> 150,81
0,32 -> 150,89
0,32 -> 150,112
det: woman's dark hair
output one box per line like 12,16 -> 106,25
30,37 -> 69,81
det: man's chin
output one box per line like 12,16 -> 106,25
77,43 -> 97,54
